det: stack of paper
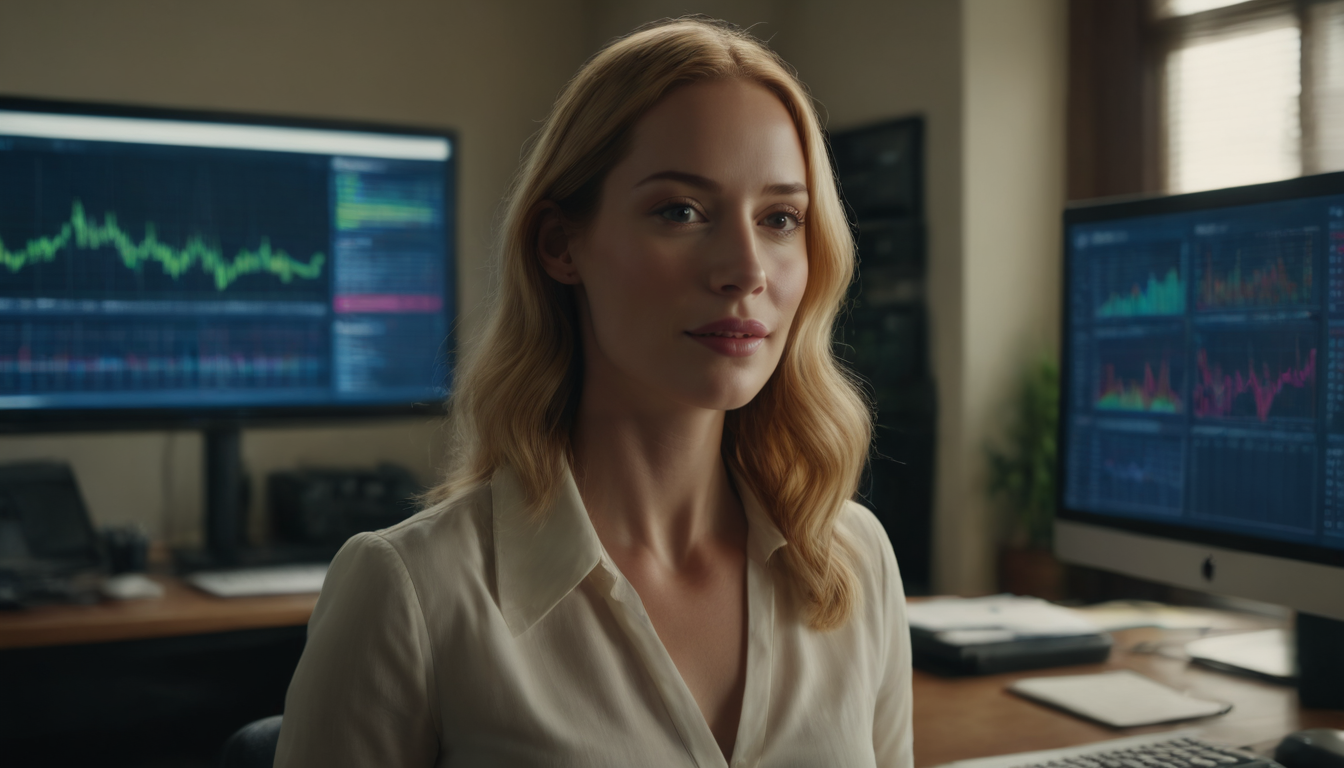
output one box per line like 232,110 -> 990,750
907,594 -> 1104,646
907,595 -> 1113,674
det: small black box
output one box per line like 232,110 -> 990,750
911,627 -> 1113,676
269,464 -> 420,547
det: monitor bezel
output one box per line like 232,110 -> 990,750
1058,170 -> 1344,572
0,95 -> 458,433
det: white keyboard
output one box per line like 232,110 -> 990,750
186,563 -> 329,598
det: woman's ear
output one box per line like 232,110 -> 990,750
535,202 -> 582,285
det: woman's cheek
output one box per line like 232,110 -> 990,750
772,253 -> 809,318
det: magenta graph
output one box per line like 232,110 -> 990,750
1193,342 -> 1317,422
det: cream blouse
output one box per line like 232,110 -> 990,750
274,465 -> 913,767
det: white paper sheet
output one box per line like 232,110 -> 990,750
906,595 -> 1101,638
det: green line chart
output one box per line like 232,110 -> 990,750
0,200 -> 326,291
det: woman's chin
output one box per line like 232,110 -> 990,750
667,373 -> 772,413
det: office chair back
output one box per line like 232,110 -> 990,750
218,714 -> 283,768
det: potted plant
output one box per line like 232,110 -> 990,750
986,355 -> 1063,599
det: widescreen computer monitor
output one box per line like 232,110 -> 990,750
1057,171 -> 1344,625
0,97 -> 456,563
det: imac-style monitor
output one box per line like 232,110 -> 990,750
1058,173 -> 1344,623
0,98 -> 456,425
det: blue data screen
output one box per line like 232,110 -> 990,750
0,111 -> 455,411
1064,194 -> 1344,551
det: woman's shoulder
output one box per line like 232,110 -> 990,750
835,500 -> 897,570
338,480 -> 496,593
384,479 -> 494,538
834,499 -> 905,612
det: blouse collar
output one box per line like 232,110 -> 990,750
491,463 -> 787,637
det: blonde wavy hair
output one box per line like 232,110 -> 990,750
428,17 -> 872,630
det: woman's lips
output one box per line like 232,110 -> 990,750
685,318 -> 769,357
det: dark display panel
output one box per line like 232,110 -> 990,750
0,101 -> 455,423
1064,186 -> 1344,555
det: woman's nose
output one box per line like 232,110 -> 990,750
708,214 -> 767,296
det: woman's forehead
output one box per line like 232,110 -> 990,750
613,78 -> 808,195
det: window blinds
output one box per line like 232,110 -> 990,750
1160,0 -> 1344,192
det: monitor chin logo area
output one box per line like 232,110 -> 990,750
1202,555 -> 1216,582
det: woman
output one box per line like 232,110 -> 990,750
275,17 -> 912,767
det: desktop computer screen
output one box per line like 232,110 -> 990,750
0,97 -> 456,425
1056,172 -> 1344,623
0,97 -> 456,565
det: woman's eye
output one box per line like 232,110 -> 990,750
762,211 -> 801,232
659,205 -> 701,224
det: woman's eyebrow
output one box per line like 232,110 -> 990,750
764,182 -> 808,197
634,170 -> 721,191
634,171 -> 808,198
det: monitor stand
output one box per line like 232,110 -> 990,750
172,426 -> 246,572
1190,613 -> 1343,709
204,426 -> 245,566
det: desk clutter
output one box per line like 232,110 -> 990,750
0,461 -> 106,607
0,459 -> 417,607
907,594 -> 1112,674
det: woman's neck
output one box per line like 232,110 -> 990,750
571,374 -> 743,568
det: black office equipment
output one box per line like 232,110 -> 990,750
0,97 -> 457,569
102,524 -> 149,574
1277,729 -> 1344,768
0,461 -> 104,606
269,463 -> 419,548
830,116 -> 934,594
911,627 -> 1112,676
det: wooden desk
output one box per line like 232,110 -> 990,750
2,587 -> 1341,765
914,626 -> 1344,767
0,575 -> 317,650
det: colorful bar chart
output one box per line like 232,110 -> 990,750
1094,333 -> 1186,415
1092,241 -> 1185,319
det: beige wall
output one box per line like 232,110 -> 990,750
0,0 -> 590,544
585,0 -> 779,51
0,1 -> 1067,594
957,0 -> 1068,593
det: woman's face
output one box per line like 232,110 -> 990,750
553,78 -> 810,413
